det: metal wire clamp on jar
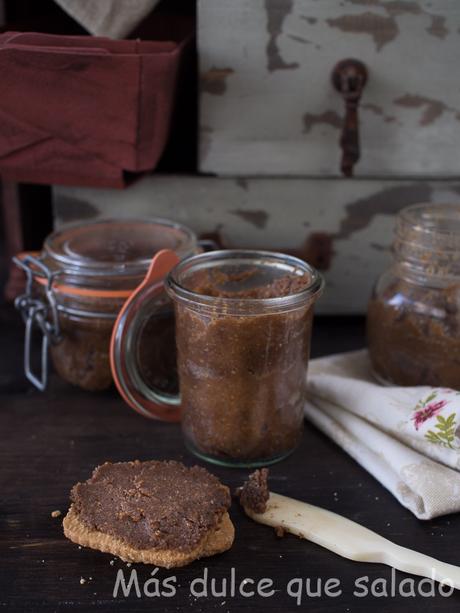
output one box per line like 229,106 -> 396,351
367,203 -> 460,389
13,218 -> 198,392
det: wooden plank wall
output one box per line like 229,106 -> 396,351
54,178 -> 460,314
199,0 -> 460,176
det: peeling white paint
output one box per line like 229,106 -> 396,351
198,0 -> 460,176
53,177 -> 460,314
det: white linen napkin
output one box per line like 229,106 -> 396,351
304,350 -> 460,520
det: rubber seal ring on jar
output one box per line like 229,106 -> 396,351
14,252 -> 134,299
110,249 -> 182,422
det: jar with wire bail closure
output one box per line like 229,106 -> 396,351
108,249 -> 323,463
13,218 -> 198,392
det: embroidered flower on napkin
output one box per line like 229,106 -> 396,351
411,389 -> 460,448
304,350 -> 460,520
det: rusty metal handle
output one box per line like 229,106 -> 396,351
331,59 -> 368,177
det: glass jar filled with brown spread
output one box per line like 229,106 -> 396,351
367,203 -> 460,388
14,218 -> 198,392
164,250 -> 324,467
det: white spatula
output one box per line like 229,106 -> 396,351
243,492 -> 460,590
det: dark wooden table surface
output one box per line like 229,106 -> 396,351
2,305 -> 460,613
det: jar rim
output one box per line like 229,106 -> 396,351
396,203 -> 460,247
165,249 -> 324,314
393,203 -> 460,281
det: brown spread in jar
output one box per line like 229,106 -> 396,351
175,270 -> 313,463
50,311 -> 114,391
16,219 -> 198,393
367,280 -> 460,388
192,268 -> 311,298
50,299 -> 177,393
70,460 -> 231,551
367,203 -> 460,389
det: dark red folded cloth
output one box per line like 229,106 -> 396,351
0,31 -> 189,187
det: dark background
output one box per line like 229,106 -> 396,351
0,0 -> 198,290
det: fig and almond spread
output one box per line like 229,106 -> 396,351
368,279 -> 460,388
192,268 -> 311,299
175,270 -> 313,463
368,203 -> 460,389
236,468 -> 270,514
45,291 -> 124,392
50,300 -> 177,393
70,460 -> 231,552
50,313 -> 114,392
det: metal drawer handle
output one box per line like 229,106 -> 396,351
331,59 -> 368,177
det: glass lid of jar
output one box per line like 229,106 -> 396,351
43,218 -> 197,277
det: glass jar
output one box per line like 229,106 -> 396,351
367,203 -> 460,388
164,250 -> 324,467
14,218 -> 198,392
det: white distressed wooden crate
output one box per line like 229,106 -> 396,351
199,0 -> 460,177
54,177 -> 460,314
52,2 -> 460,314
